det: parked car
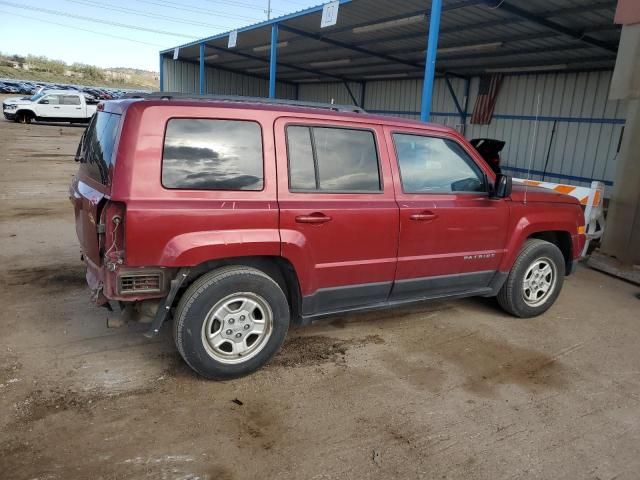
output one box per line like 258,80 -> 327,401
69,95 -> 586,380
0,83 -> 20,94
3,89 -> 98,123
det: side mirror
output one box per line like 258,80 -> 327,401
492,174 -> 512,198
40,99 -> 49,104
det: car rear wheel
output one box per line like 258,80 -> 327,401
173,266 -> 290,380
497,239 -> 565,318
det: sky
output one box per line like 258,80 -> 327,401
0,0 -> 322,71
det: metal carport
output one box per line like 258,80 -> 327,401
160,0 -> 620,118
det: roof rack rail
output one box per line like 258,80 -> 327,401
120,91 -> 366,113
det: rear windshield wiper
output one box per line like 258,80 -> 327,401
75,129 -> 87,162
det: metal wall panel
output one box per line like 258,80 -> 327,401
360,77 -> 468,128
464,71 -> 624,191
297,82 -> 363,106
165,59 -> 624,193
299,72 -> 624,192
162,58 -> 296,99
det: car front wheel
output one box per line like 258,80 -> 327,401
497,239 -> 565,318
16,112 -> 32,124
173,266 -> 290,380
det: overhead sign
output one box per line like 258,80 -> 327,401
320,1 -> 339,28
228,30 -> 238,48
173,47 -> 179,60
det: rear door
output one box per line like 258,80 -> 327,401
384,127 -> 509,300
60,94 -> 84,118
275,117 -> 399,316
70,111 -> 121,266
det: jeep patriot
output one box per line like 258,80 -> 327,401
70,95 -> 586,379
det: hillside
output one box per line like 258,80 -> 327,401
0,53 -> 158,90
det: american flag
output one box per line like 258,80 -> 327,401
470,74 -> 503,125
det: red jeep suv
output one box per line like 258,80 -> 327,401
70,94 -> 586,379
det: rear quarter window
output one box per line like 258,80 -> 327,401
162,119 -> 263,191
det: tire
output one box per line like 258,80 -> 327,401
497,239 -> 565,318
16,111 -> 32,124
173,266 -> 290,380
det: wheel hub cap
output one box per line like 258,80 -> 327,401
522,257 -> 556,307
201,293 -> 273,365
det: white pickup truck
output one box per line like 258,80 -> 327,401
3,90 -> 98,124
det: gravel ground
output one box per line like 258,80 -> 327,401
1,100 -> 639,480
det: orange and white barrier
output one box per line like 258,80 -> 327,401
514,179 -> 606,256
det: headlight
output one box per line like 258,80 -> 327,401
4,104 -> 17,110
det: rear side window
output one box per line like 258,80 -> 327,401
81,111 -> 121,185
62,95 -> 81,105
162,119 -> 263,191
286,125 -> 381,192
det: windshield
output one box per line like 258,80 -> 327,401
29,92 -> 45,102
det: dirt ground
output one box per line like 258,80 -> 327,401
1,97 -> 639,480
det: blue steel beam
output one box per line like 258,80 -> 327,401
199,43 -> 205,96
420,0 -> 443,122
269,23 -> 278,98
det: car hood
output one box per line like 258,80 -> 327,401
3,98 -> 33,106
510,184 -> 581,205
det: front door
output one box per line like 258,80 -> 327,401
36,94 -> 62,118
275,117 -> 399,316
384,127 -> 509,301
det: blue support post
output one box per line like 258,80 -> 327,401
269,23 -> 278,99
420,0 -> 443,122
159,54 -> 164,92
199,43 -> 205,96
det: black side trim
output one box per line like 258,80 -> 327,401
484,271 -> 509,297
302,286 -> 494,322
302,281 -> 392,316
390,270 -> 496,301
300,270 -> 510,322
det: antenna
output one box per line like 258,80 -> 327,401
524,93 -> 541,204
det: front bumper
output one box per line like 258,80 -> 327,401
3,111 -> 16,121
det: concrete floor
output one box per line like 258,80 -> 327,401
1,108 -> 639,480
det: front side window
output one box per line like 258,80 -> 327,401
40,95 -> 60,105
393,134 -> 485,193
162,119 -> 263,191
286,125 -> 381,192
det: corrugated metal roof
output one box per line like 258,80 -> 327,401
161,0 -> 620,82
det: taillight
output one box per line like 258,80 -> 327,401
102,201 -> 126,271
